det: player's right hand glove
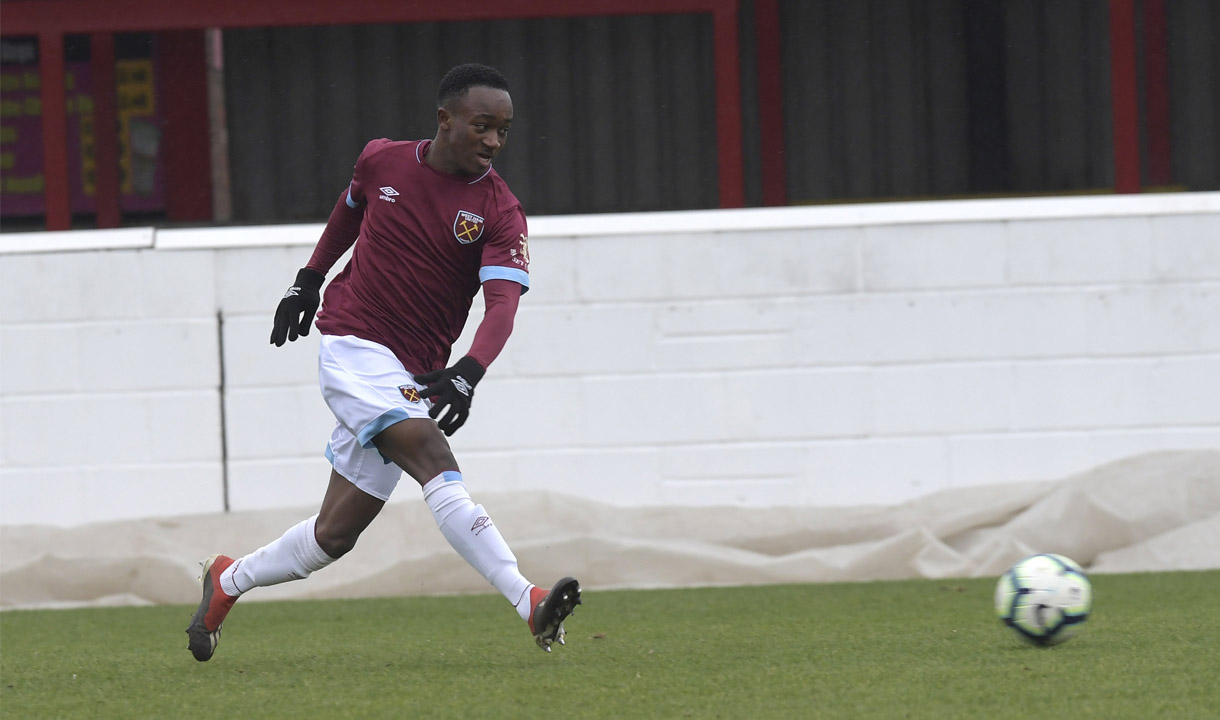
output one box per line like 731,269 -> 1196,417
270,268 -> 324,346
416,356 -> 486,436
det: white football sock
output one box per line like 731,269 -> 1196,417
423,471 -> 532,617
512,584 -> 538,622
220,515 -> 337,596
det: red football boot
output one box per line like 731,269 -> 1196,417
527,577 -> 581,652
185,554 -> 239,661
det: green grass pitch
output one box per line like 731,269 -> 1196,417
2,571 -> 1217,719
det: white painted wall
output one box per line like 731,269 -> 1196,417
2,193 -> 1218,527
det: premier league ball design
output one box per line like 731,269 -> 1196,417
995,554 -> 1092,646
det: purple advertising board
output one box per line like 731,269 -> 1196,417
1,35 -> 166,218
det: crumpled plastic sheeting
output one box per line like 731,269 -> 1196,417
2,450 -> 1216,610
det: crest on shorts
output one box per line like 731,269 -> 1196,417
453,210 -> 485,244
398,385 -> 421,403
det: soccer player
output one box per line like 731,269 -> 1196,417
186,63 -> 580,662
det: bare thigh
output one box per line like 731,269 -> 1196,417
371,417 -> 460,487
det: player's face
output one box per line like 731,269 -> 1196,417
438,86 -> 513,176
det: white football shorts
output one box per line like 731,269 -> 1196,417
318,334 -> 432,500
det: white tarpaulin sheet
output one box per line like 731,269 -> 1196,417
2,451 -> 1217,610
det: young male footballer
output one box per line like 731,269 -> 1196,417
187,63 -> 580,661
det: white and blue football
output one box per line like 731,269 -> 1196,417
995,553 -> 1092,646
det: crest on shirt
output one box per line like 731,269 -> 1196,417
453,210 -> 485,244
398,385 -> 421,403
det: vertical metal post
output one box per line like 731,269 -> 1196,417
755,0 -> 787,206
1142,0 -> 1172,187
91,32 -> 121,228
206,28 -> 233,222
713,1 -> 746,208
38,31 -> 71,230
217,310 -> 230,513
1108,0 -> 1141,193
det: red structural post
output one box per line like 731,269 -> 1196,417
160,30 -> 213,222
1108,0 -> 1141,193
1142,0 -> 1172,187
713,2 -> 746,208
754,0 -> 787,206
91,32 -> 122,228
38,31 -> 72,230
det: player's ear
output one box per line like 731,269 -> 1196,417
437,106 -> 452,130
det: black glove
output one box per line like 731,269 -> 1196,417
270,268 -> 325,346
416,356 -> 486,436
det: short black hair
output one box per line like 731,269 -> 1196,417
438,63 -> 509,107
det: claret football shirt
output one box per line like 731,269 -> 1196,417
315,138 -> 530,374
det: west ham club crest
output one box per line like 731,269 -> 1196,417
453,210 -> 485,244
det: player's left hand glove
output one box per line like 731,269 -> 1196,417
416,356 -> 486,436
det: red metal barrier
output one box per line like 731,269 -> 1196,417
1108,0 -> 1141,194
160,30 -> 212,223
35,31 -> 71,229
1142,0 -> 1172,187
754,0 -> 786,207
90,32 -> 121,228
1,0 -> 747,227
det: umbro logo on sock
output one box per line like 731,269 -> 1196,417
471,516 -> 492,535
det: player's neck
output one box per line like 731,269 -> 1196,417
422,137 -> 463,177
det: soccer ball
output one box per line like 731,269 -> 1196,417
994,553 -> 1092,646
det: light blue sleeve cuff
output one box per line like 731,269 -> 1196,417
346,187 -> 360,208
479,265 -> 530,292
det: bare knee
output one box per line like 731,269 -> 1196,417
313,521 -> 360,559
314,470 -> 384,559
